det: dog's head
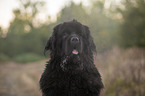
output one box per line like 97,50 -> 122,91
45,20 -> 96,71
45,20 -> 96,56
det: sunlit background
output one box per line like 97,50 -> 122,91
0,0 -> 145,96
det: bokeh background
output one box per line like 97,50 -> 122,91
0,0 -> 145,96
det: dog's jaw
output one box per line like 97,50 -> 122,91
60,55 -> 83,72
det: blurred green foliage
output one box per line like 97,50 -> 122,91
118,0 -> 145,47
0,0 -> 145,62
0,54 -> 9,62
0,0 -> 49,59
13,53 -> 44,63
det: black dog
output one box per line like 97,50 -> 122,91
40,20 -> 104,96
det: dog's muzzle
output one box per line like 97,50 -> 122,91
70,36 -> 80,55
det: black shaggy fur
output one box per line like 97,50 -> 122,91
40,20 -> 104,96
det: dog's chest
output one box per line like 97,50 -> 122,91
55,73 -> 83,88
52,72 -> 91,91
53,73 -> 90,95
41,68 -> 103,96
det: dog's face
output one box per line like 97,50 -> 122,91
45,20 -> 96,71
45,20 -> 96,56
56,21 -> 84,56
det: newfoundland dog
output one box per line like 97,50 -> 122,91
40,20 -> 104,96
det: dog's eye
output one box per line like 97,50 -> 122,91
78,33 -> 82,36
63,33 -> 68,38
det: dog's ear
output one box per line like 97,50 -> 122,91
44,36 -> 54,53
44,24 -> 61,55
83,25 -> 97,53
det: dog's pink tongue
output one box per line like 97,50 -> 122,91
72,50 -> 78,55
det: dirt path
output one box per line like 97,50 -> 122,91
0,61 -> 46,96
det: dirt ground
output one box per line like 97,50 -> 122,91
0,61 -> 46,96
0,47 -> 144,96
0,60 -> 105,96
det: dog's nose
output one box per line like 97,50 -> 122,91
71,37 -> 79,43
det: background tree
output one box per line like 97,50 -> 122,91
56,1 -> 119,52
87,0 -> 119,51
117,0 -> 145,47
57,2 -> 89,24
0,0 -> 49,58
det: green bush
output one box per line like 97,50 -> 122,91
14,53 -> 44,63
0,54 -> 10,62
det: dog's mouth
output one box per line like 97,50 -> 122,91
64,36 -> 82,56
72,49 -> 79,55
